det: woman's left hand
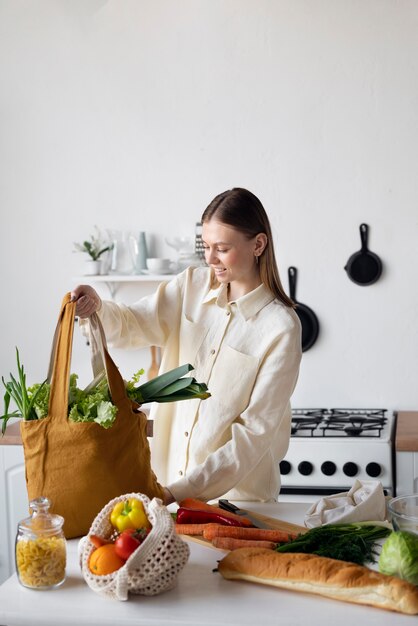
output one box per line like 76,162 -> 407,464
163,487 -> 176,505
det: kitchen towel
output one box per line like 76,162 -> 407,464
20,293 -> 164,539
304,479 -> 387,528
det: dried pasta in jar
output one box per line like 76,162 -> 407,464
16,536 -> 66,588
15,497 -> 66,589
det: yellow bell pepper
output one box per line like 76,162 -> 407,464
110,498 -> 150,532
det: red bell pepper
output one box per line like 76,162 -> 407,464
175,507 -> 249,527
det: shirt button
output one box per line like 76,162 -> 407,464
226,311 -> 231,316
210,349 -> 216,355
184,431 -> 189,437
178,470 -> 183,476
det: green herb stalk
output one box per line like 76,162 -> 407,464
276,522 -> 391,566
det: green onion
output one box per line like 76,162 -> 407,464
1,348 -> 47,434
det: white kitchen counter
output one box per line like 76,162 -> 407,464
0,501 -> 411,626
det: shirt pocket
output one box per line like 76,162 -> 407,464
179,314 -> 209,366
209,345 -> 259,417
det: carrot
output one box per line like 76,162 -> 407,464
202,524 -> 297,543
179,498 -> 253,527
211,536 -> 277,551
175,523 -> 221,536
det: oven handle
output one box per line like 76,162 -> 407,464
280,486 -> 392,497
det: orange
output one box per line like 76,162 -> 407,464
88,543 -> 125,575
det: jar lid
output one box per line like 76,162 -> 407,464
18,497 -> 64,537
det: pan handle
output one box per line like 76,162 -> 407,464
288,266 -> 297,301
360,223 -> 369,252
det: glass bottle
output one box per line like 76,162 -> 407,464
15,497 -> 66,589
132,231 -> 148,274
108,229 -> 134,275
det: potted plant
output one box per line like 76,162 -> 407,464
74,226 -> 113,275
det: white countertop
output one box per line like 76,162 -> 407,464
0,501 -> 410,626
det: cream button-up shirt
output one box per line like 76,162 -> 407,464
96,267 -> 302,503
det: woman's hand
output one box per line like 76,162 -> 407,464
70,285 -> 102,318
163,487 -> 176,506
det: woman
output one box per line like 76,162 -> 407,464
72,188 -> 302,505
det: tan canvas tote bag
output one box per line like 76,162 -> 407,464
20,293 -> 164,538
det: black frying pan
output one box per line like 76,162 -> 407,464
288,267 -> 319,352
344,223 -> 383,286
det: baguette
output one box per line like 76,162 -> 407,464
218,548 -> 418,615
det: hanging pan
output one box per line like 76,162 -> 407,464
288,267 -> 319,352
344,223 -> 383,286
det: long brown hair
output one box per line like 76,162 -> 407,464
201,188 -> 294,308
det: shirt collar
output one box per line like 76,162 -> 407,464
202,282 -> 274,320
202,283 -> 225,306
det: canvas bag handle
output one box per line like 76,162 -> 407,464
87,312 -> 108,379
47,293 -> 76,418
47,294 -> 131,419
87,312 -> 130,404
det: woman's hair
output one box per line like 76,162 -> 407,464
201,188 -> 294,308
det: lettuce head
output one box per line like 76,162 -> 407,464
379,530 -> 418,585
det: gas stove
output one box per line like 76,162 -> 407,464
280,408 -> 396,497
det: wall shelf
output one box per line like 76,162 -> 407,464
72,274 -> 176,298
73,274 -> 176,282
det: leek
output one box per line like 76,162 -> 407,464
127,364 -> 210,404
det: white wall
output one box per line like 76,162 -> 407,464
1,1 -> 417,415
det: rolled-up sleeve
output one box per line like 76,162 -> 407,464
93,277 -> 182,350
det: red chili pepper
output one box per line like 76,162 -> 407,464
175,507 -> 248,527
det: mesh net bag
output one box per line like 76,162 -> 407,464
79,493 -> 190,601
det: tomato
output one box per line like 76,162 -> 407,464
114,528 -> 149,561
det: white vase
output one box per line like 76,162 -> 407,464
83,260 -> 101,275
108,230 -> 134,275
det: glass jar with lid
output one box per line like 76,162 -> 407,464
15,497 -> 66,589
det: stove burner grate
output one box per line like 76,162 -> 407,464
291,408 -> 387,438
290,409 -> 327,436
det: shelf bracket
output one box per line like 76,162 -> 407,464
104,281 -> 118,300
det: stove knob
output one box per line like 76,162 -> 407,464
298,461 -> 313,476
343,462 -> 358,477
321,461 -> 337,476
279,460 -> 292,475
366,462 -> 382,478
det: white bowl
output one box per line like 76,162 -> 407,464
146,258 -> 172,273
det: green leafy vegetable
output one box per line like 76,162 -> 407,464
276,522 -> 391,566
379,531 -> 418,585
1,349 -> 210,432
68,375 -> 117,429
28,376 -> 57,418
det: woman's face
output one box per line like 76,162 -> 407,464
202,219 -> 264,291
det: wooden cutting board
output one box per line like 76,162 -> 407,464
179,509 -> 307,551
